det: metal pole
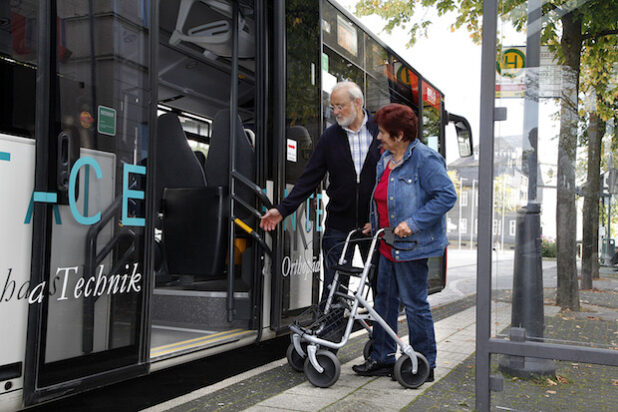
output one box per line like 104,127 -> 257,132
605,192 -> 612,265
459,178 -> 466,248
604,152 -> 614,265
470,179 -> 476,249
476,0 -> 498,408
227,1 -> 239,322
500,177 -> 506,250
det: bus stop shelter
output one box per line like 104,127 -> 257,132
475,0 -> 618,410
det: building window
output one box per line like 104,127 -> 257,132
461,190 -> 468,207
509,220 -> 517,237
460,218 -> 467,234
447,217 -> 455,232
493,219 -> 500,235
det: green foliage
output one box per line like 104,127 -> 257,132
354,0 -> 617,120
542,236 -> 557,258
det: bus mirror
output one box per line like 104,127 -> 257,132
448,113 -> 473,158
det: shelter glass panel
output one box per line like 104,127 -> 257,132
489,0 -> 618,354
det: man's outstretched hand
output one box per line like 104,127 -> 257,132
260,208 -> 283,231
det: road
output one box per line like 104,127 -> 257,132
429,247 -> 557,308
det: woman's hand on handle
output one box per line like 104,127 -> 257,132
394,221 -> 412,237
362,222 -> 372,235
260,208 -> 283,231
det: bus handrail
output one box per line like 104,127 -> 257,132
231,170 -> 273,209
231,193 -> 263,221
83,194 -> 137,354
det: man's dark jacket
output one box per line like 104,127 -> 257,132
276,113 -> 380,232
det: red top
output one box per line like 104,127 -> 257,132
375,165 -> 395,261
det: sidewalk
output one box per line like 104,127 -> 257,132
144,272 -> 618,412
241,306 -> 503,411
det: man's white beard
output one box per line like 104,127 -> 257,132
336,110 -> 357,128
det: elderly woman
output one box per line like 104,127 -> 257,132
352,103 -> 456,383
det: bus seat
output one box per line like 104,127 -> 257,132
244,128 -> 255,149
205,109 -> 255,221
156,113 -> 227,278
285,126 -> 313,183
155,113 -> 206,213
194,150 -> 206,172
162,186 -> 228,276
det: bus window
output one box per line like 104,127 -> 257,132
389,57 -> 417,108
364,37 -> 391,113
422,81 -> 443,152
282,0 -> 322,315
0,2 -> 37,138
321,0 -> 364,70
321,46 -> 364,127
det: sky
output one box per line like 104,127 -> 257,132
333,1 -> 571,239
336,0 -> 483,163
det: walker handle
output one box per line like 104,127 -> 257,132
382,227 -> 418,251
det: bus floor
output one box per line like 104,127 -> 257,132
150,325 -> 255,360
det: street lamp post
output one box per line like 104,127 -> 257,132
458,177 -> 467,249
499,0 -> 555,378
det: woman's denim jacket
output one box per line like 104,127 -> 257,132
369,139 -> 457,261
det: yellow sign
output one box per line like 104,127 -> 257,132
497,48 -> 526,78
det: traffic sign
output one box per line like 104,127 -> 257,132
497,48 -> 526,77
97,105 -> 117,136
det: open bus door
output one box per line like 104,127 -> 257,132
269,1 -> 323,333
20,1 -> 154,406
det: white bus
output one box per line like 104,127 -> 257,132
0,0 -> 472,409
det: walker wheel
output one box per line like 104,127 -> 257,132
303,350 -> 340,388
394,353 -> 430,389
363,339 -> 374,360
286,342 -> 307,372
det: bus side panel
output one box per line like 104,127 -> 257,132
45,149 -> 116,363
0,134 -> 35,399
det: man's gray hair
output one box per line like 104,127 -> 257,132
332,81 -> 364,106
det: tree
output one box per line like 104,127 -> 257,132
354,0 -> 618,310
579,29 -> 618,288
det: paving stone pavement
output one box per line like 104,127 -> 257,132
404,314 -> 618,411
147,275 -> 618,412
145,296 -> 477,412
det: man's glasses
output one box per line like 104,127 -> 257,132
328,102 -> 349,111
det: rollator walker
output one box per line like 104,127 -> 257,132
286,227 -> 431,388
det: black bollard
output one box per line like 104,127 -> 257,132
499,202 -> 555,378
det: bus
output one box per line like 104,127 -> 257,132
0,0 -> 472,409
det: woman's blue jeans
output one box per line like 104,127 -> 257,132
371,255 -> 437,369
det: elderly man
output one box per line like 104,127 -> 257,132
260,81 -> 380,300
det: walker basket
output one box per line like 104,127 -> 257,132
292,300 -> 349,342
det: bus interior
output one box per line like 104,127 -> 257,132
150,0 -> 261,360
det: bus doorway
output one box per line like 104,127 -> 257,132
150,0 -> 262,360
